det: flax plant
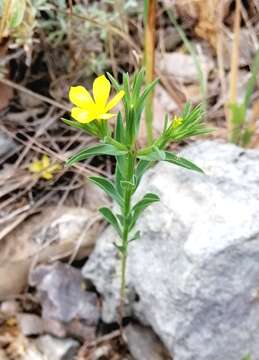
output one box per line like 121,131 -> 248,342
63,70 -> 210,332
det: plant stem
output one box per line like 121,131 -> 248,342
144,0 -> 156,145
118,152 -> 135,335
119,242 -> 127,335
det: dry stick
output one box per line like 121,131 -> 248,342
0,188 -> 57,241
78,329 -> 120,357
228,0 -> 241,139
216,1 -> 228,125
1,125 -> 110,178
114,0 -> 128,34
144,0 -> 156,144
108,31 -> 117,79
240,2 -> 258,49
14,106 -> 61,168
0,77 -> 70,111
68,214 -> 102,264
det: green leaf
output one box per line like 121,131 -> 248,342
137,146 -> 166,161
106,72 -> 121,92
113,242 -> 126,255
66,144 -> 127,165
129,230 -> 140,242
103,136 -> 128,151
135,160 -> 151,185
230,103 -> 246,125
62,118 -> 99,137
130,192 -> 160,230
120,180 -> 136,192
115,163 -> 124,197
89,176 -> 122,206
132,69 -> 145,104
9,0 -> 26,28
137,78 -> 159,108
115,112 -> 125,143
242,355 -> 252,360
164,151 -> 204,173
99,207 -> 121,236
241,127 -> 253,147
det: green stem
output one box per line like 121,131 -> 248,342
118,151 -> 135,334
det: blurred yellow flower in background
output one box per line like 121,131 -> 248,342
28,154 -> 61,180
69,75 -> 125,124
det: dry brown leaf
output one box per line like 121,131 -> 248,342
175,0 -> 232,50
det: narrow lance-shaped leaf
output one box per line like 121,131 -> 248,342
129,192 -> 160,230
66,144 -> 127,166
115,112 -> 125,143
89,176 -> 123,206
62,118 -> 99,137
129,230 -> 140,242
99,207 -> 121,237
135,160 -> 151,186
115,164 -> 124,198
137,146 -> 166,161
164,151 -> 204,173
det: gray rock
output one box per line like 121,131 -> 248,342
125,324 -> 171,360
157,52 -> 214,84
30,262 -> 100,325
35,335 -> 79,360
0,132 -> 16,158
82,140 -> 259,360
17,313 -> 44,336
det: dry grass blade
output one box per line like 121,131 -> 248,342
228,0 -> 241,137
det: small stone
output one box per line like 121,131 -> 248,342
125,324 -> 171,360
35,335 -> 79,360
17,313 -> 44,336
157,51 -> 214,84
0,132 -> 16,158
42,318 -> 67,338
0,300 -> 21,315
29,262 -> 100,324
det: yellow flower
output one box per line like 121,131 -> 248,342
28,154 -> 61,180
172,115 -> 183,129
69,75 -> 125,124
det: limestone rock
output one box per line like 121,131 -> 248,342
82,141 -> 259,360
0,132 -> 16,158
125,324 -> 171,360
29,262 -> 100,325
35,335 -> 79,360
157,52 -> 214,84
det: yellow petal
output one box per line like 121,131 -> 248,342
71,107 -> 90,123
29,160 -> 43,173
105,90 -> 125,112
93,75 -> 111,107
42,154 -> 50,168
49,163 -> 62,172
69,86 -> 94,109
97,113 -> 116,120
42,171 -> 53,180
